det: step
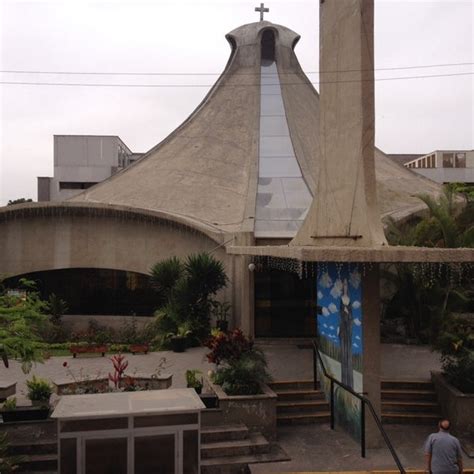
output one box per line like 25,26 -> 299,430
277,400 -> 329,414
17,453 -> 57,472
8,440 -> 57,456
201,408 -> 224,426
268,380 -> 316,391
201,444 -> 290,474
381,401 -> 439,414
274,388 -> 326,401
382,412 -> 440,424
277,411 -> 330,425
201,424 -> 249,443
381,389 -> 437,402
201,432 -> 269,459
381,379 -> 434,391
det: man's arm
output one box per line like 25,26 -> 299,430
424,435 -> 433,473
425,452 -> 431,473
456,439 -> 463,473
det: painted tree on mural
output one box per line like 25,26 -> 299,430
317,266 -> 362,390
339,279 -> 354,388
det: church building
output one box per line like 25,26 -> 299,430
0,19 -> 442,338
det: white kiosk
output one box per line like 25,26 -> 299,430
52,389 -> 205,474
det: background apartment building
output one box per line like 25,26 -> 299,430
403,150 -> 474,184
38,135 -> 142,201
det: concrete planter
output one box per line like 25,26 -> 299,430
431,371 -> 474,438
53,377 -> 110,395
122,373 -> 173,390
0,382 -> 16,402
206,378 -> 277,440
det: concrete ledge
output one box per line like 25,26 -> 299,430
0,382 -> 16,401
53,373 -> 172,394
432,371 -> 474,456
207,378 -> 277,440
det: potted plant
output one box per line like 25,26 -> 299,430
185,369 -> 203,394
1,396 -> 50,422
167,323 -> 192,353
211,301 -> 231,332
26,376 -> 52,407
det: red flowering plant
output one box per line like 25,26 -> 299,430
205,329 -> 253,366
205,329 -> 271,395
108,354 -> 129,389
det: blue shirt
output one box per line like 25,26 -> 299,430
424,430 -> 462,474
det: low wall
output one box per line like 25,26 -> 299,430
206,378 -> 277,440
62,315 -> 153,332
432,371 -> 474,438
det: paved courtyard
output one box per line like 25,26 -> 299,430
250,423 -> 474,472
0,342 -> 442,406
2,342 -> 469,472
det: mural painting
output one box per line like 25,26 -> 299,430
317,263 -> 363,441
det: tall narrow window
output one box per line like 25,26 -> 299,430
261,30 -> 275,61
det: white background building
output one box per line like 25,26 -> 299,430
38,135 -> 141,201
404,150 -> 474,184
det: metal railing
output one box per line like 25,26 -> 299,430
312,339 -> 406,474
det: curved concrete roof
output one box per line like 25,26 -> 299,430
71,21 -> 442,236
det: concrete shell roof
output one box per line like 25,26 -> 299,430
71,21 -> 442,235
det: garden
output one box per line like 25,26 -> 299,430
0,252 -> 274,470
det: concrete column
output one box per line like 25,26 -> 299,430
362,265 -> 382,448
232,232 -> 255,337
291,0 -> 386,248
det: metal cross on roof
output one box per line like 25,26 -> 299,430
255,3 -> 269,21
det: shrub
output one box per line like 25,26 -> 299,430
0,279 -> 49,373
206,329 -> 271,395
2,398 -> 16,411
435,314 -> 474,393
185,369 -> 203,390
26,375 -> 52,402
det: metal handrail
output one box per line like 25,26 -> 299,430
312,339 -> 406,474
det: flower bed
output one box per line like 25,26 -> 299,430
53,377 -> 110,395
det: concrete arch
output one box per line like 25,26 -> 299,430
0,203 -> 229,279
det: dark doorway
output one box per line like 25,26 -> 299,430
255,270 -> 317,337
4,268 -> 156,316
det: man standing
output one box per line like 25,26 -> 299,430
424,419 -> 463,474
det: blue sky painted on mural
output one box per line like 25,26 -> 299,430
317,264 -> 363,356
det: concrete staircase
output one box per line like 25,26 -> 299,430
201,423 -> 288,474
269,378 -> 441,426
268,380 -> 331,425
381,379 -> 441,424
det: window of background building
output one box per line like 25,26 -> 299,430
455,153 -> 466,168
443,153 -> 454,168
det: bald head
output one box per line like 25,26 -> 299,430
439,419 -> 451,431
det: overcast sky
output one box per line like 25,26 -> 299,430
0,0 -> 472,205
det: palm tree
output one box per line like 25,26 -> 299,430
149,253 -> 228,343
383,185 -> 473,341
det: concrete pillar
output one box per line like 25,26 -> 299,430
232,232 -> 255,337
291,0 -> 386,248
362,265 -> 382,448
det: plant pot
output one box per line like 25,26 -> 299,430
216,320 -> 228,332
31,399 -> 51,408
170,336 -> 186,353
1,406 -> 50,423
199,393 -> 218,409
188,385 -> 202,395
